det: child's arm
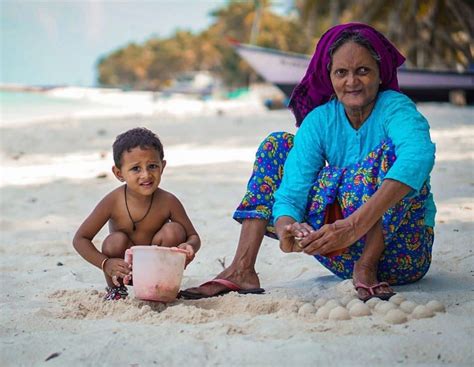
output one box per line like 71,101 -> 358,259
168,195 -> 201,264
73,194 -> 117,270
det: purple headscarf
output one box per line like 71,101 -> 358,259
288,23 -> 406,126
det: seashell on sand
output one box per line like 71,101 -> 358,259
389,294 -> 406,305
314,297 -> 328,308
347,298 -> 364,310
336,279 -> 356,294
315,305 -> 332,320
365,297 -> 382,309
324,299 -> 341,310
340,294 -> 356,306
426,300 -> 446,313
412,305 -> 435,319
374,301 -> 397,315
399,301 -> 418,314
298,303 -> 316,316
328,306 -> 351,320
349,302 -> 371,317
384,309 -> 408,324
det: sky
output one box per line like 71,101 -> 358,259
0,0 -> 228,87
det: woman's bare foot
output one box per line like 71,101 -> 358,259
181,218 -> 266,299
181,265 -> 261,298
353,260 -> 394,301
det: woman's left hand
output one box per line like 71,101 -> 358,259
298,218 -> 357,256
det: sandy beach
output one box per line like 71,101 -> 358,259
1,100 -> 473,366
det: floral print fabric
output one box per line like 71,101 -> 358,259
233,132 -> 434,285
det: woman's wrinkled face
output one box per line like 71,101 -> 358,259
330,41 -> 380,114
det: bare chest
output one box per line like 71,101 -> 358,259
109,197 -> 170,245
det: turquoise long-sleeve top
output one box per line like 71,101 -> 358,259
273,90 -> 436,227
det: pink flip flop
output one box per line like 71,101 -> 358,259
354,281 -> 396,302
179,278 -> 265,300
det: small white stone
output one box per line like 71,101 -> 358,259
314,297 -> 328,308
336,279 -> 355,294
324,299 -> 341,310
315,305 -> 332,320
412,305 -> 435,319
298,303 -> 316,316
426,300 -> 446,313
349,302 -> 371,317
400,301 -> 418,314
375,301 -> 397,315
340,294 -> 356,307
347,298 -> 364,310
328,306 -> 351,320
389,294 -> 406,305
365,297 -> 381,309
384,309 -> 408,324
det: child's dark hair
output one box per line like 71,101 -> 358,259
113,127 -> 164,167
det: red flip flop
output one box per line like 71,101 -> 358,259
354,281 -> 396,302
179,278 -> 265,300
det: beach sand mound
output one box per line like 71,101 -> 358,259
50,289 -> 304,324
50,284 -> 446,328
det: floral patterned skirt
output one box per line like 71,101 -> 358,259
233,132 -> 434,285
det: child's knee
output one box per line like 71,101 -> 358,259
102,231 -> 130,256
152,222 -> 186,247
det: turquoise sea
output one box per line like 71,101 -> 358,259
0,90 -> 106,125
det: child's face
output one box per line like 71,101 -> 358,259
113,147 -> 165,196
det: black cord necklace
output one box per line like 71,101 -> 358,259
124,185 -> 154,231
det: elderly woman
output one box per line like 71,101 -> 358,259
181,23 -> 436,302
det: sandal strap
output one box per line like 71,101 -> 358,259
354,281 -> 391,296
354,282 -> 375,296
104,286 -> 128,301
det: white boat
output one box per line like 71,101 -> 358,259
233,42 -> 474,104
162,71 -> 221,97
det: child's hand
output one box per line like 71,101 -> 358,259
177,243 -> 195,267
103,258 -> 132,286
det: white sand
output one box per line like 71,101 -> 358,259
1,102 -> 473,366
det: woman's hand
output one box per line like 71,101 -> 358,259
298,218 -> 357,256
103,258 -> 132,286
279,221 -> 316,253
177,243 -> 195,267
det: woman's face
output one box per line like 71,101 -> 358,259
330,41 -> 380,116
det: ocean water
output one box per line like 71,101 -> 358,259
0,90 -> 110,126
0,88 -> 266,127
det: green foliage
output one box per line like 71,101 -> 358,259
97,0 -> 473,90
97,1 -> 311,89
296,0 -> 473,70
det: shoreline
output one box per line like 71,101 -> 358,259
0,85 -> 274,127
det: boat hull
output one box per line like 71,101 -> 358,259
234,43 -> 474,104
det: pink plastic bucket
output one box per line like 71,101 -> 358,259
124,246 -> 187,302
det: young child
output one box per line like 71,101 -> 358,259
73,127 -> 200,300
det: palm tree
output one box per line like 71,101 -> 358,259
296,0 -> 473,70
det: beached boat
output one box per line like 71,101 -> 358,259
162,71 -> 222,97
233,42 -> 474,104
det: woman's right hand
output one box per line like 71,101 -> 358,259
103,258 -> 132,286
279,221 -> 315,253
